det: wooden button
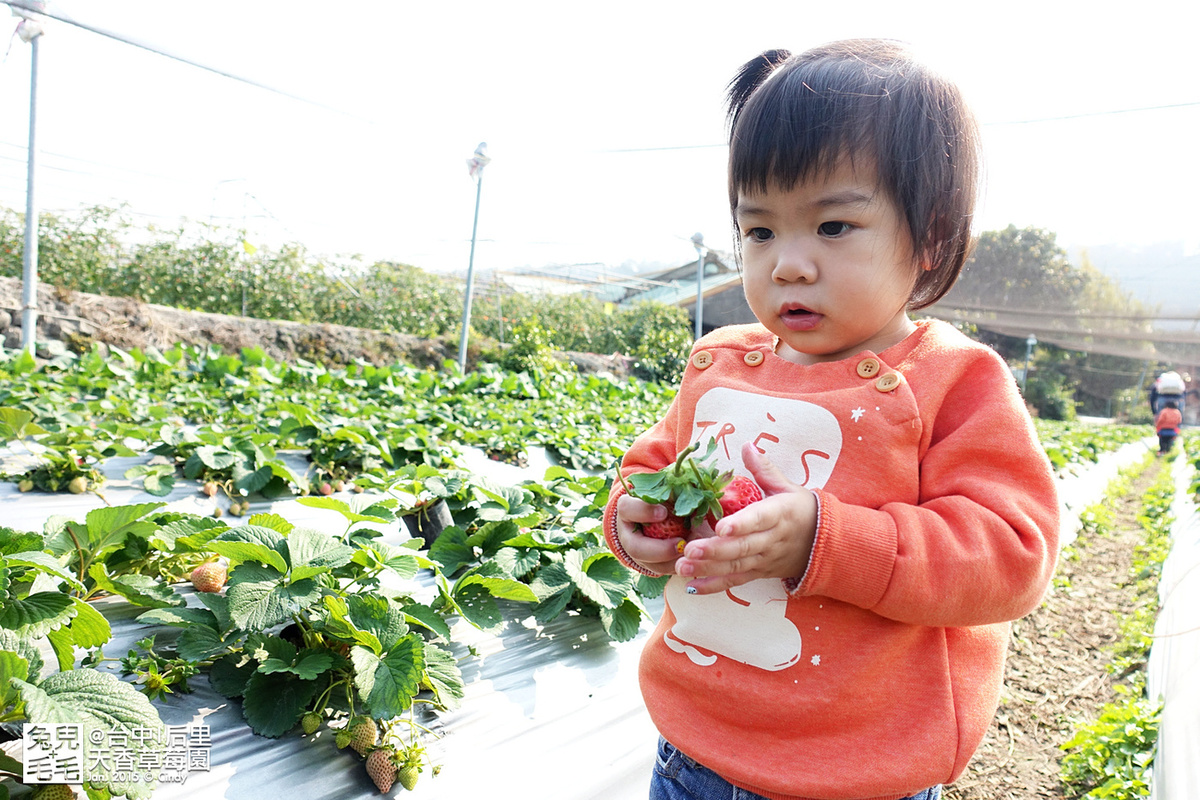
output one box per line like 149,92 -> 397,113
856,357 -> 881,378
875,372 -> 902,392
692,351 -> 714,369
744,351 -> 765,366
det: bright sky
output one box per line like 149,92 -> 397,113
1,0 -> 1198,280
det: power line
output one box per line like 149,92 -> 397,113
1,1 -> 372,123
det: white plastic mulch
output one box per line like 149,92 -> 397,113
1148,453 -> 1200,800
1,437 -> 1192,799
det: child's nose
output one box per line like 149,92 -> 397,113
772,238 -> 818,284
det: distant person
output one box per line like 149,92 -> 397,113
1155,400 -> 1183,455
605,40 -> 1059,800
1151,370 -> 1186,415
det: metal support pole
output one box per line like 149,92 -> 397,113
457,143 -> 489,372
692,233 -> 705,340
1021,335 -> 1037,394
20,34 -> 41,355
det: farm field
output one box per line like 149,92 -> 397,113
0,343 -> 1174,798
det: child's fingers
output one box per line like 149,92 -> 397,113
616,493 -> 667,524
741,441 -> 801,497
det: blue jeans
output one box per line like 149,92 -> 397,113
650,738 -> 941,800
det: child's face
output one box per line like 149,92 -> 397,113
735,158 -> 920,366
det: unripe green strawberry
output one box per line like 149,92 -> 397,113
366,747 -> 397,793
67,476 -> 88,494
228,501 -> 244,517
335,729 -> 353,749
319,482 -> 334,496
348,719 -> 377,755
398,763 -> 419,791
17,479 -> 34,492
32,785 -> 78,800
190,562 -> 227,593
212,506 -> 224,518
300,711 -> 321,735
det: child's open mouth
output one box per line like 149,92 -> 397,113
781,306 -> 822,331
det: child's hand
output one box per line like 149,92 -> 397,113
615,494 -> 685,575
675,441 -> 817,595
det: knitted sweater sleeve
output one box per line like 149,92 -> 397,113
798,346 -> 1060,629
603,389 -> 686,575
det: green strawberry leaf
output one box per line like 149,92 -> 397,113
176,625 -> 232,662
452,582 -> 502,631
151,515 -> 228,552
136,606 -> 220,630
350,634 -> 425,719
0,649 -> 30,707
14,670 -> 164,799
296,496 -> 393,524
0,528 -> 44,556
88,564 -> 185,608
66,596 -> 111,648
285,527 -> 355,581
0,591 -> 75,638
196,445 -> 238,470
600,597 -> 646,643
241,671 -> 321,738
2,550 -> 84,590
209,652 -> 256,698
422,642 -> 464,711
345,595 -> 410,652
399,601 -> 451,641
532,587 -> 574,624
244,512 -> 294,534
564,549 -> 633,609
209,525 -> 289,573
427,527 -> 474,574
226,564 -> 320,631
82,502 -> 165,558
0,407 -> 47,439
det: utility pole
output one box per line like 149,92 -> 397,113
457,143 -> 490,372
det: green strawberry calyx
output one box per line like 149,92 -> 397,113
616,438 -> 736,527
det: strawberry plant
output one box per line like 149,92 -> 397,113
126,497 -> 467,786
0,525 -> 169,799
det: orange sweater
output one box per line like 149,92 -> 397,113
605,320 -> 1059,800
1155,407 -> 1182,433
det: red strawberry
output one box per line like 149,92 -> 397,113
719,476 -> 763,517
643,512 -> 688,540
366,748 -> 397,793
190,562 -> 227,593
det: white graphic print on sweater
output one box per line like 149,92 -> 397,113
665,386 -> 842,671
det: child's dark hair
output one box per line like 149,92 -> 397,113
726,39 -> 981,309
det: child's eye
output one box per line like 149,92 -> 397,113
818,221 -> 851,237
745,227 -> 773,242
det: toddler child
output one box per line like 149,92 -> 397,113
605,39 -> 1060,800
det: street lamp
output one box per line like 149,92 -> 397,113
13,4 -> 46,356
692,233 -> 705,340
457,143 -> 490,372
1022,335 -> 1037,394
